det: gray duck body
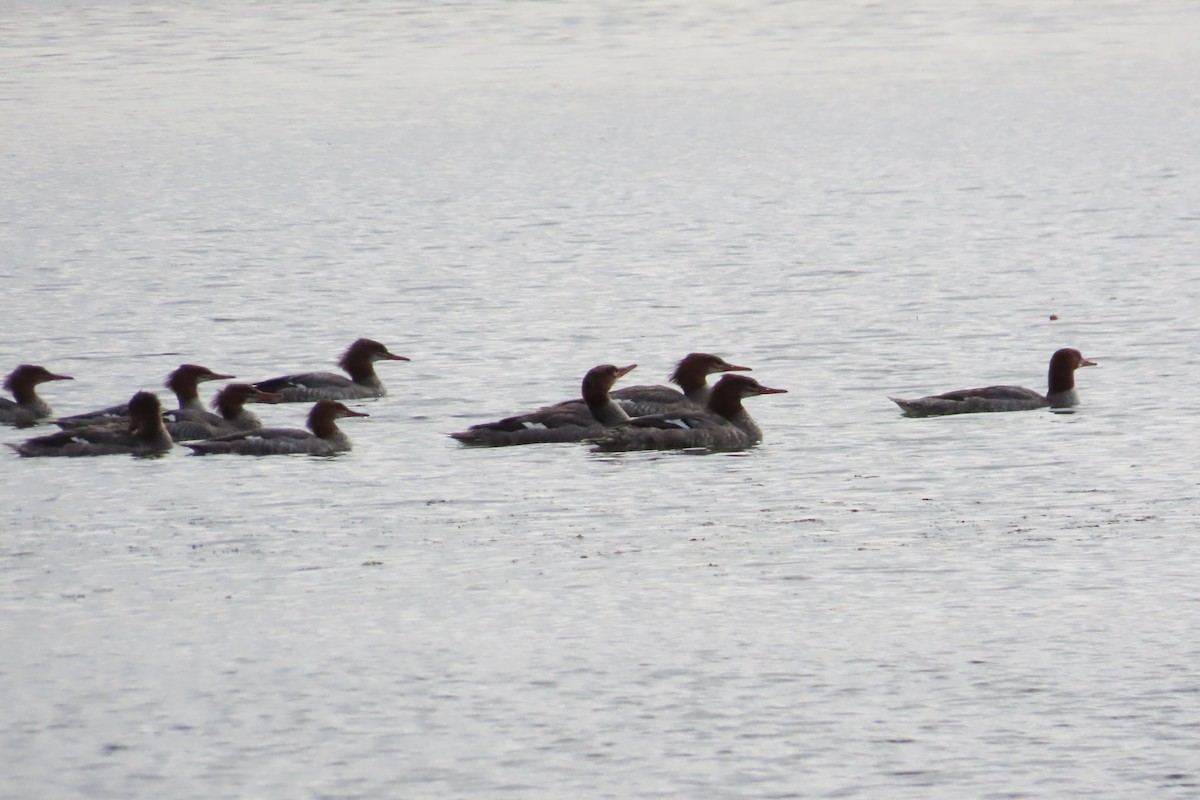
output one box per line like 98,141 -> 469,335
450,364 -> 636,447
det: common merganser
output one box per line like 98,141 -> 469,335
252,338 -> 409,402
590,374 -> 788,452
1,364 -> 73,427
449,363 -> 637,446
8,391 -> 172,457
54,364 -> 234,429
182,399 -> 367,456
889,348 -> 1097,417
163,384 -> 282,441
609,352 -> 751,416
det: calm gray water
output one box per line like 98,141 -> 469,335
3,1 -> 1200,798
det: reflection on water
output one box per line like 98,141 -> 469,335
3,1 -> 1200,798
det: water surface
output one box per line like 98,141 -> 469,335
3,2 -> 1200,798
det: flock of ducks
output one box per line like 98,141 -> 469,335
2,340 -> 1096,458
2,339 -> 402,458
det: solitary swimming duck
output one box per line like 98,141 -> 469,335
591,374 -> 787,452
163,383 -> 282,441
183,399 -> 367,456
252,338 -> 409,402
450,363 -> 637,446
54,364 -> 234,429
609,352 -> 751,416
1,364 -> 73,427
889,348 -> 1096,417
9,391 -> 172,457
